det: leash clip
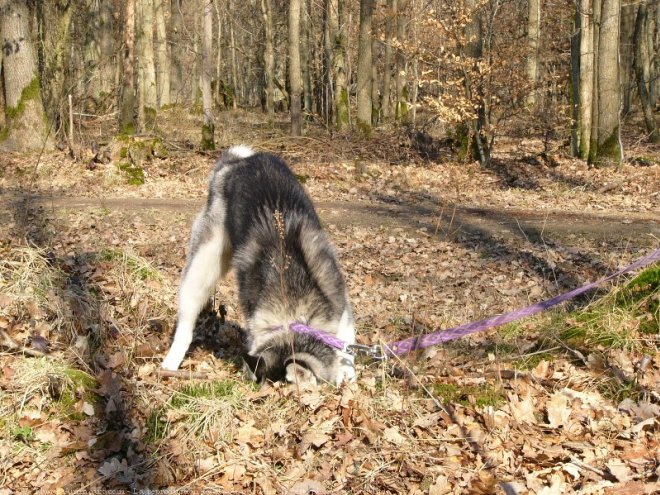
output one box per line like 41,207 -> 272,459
345,343 -> 386,361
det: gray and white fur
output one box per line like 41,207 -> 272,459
162,146 -> 356,385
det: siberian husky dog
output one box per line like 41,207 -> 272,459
162,145 -> 356,385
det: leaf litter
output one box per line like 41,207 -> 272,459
1,119 -> 659,494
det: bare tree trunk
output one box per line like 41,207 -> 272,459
170,0 -> 184,102
651,3 -> 659,103
525,0 -> 540,107
215,0 -> 223,99
577,0 -> 594,160
381,0 -> 395,121
460,0 -> 489,165
120,0 -> 137,134
190,4 -> 199,103
261,0 -> 275,115
37,2 -> 74,135
322,0 -> 333,125
84,0 -> 102,100
634,1 -> 658,142
201,0 -> 214,150
289,0 -> 303,135
590,0 -> 623,166
394,0 -> 408,123
138,0 -> 158,130
0,73 -> 4,130
87,1 -> 115,100
228,0 -> 238,109
301,0 -> 313,116
371,37 -> 380,125
331,0 -> 349,130
588,0 -> 600,162
619,2 -> 636,115
0,0 -> 52,151
409,0 -> 419,126
570,6 -> 580,156
356,0 -> 374,135
154,0 -> 170,107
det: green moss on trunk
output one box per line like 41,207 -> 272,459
589,127 -> 622,167
395,86 -> 410,123
5,76 -> 41,120
200,123 -> 215,151
356,119 -> 372,139
336,89 -> 349,131
143,106 -> 158,131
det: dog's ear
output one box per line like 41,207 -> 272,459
243,353 -> 271,383
285,362 -> 317,386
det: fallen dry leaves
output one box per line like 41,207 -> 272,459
1,115 -> 659,493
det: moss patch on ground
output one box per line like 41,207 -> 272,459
432,382 -> 505,408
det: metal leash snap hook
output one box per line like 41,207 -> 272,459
345,343 -> 386,361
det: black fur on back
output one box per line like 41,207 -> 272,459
209,151 -> 351,383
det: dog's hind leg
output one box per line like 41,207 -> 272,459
162,225 -> 229,370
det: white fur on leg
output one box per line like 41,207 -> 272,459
335,308 -> 356,385
162,229 -> 226,371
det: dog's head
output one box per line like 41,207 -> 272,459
242,332 -> 345,386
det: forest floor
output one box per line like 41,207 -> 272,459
1,109 -> 659,494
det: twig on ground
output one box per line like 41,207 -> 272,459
158,369 -> 210,380
568,456 -> 607,477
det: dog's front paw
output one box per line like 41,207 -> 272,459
161,348 -> 185,371
335,362 -> 356,386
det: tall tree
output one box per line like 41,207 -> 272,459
634,1 -> 658,143
356,0 -> 374,135
36,1 -> 74,135
590,0 -> 623,165
619,2 -> 636,115
138,0 -> 158,130
170,0 -> 184,102
154,0 -> 170,107
0,0 -> 52,151
394,0 -> 408,122
289,0 -> 303,135
573,0 -> 594,160
461,0 -> 490,165
301,0 -> 313,115
261,0 -> 275,115
331,0 -> 349,130
119,0 -> 137,134
526,0 -> 540,107
322,0 -> 333,124
228,0 -> 238,109
201,0 -> 214,149
371,37 -> 380,124
381,0 -> 395,121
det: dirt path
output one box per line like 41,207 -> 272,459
5,193 -> 659,245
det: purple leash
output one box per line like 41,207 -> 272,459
289,248 -> 660,360
289,322 -> 346,350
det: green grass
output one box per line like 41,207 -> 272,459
508,265 -> 660,354
558,266 -> 659,350
145,409 -> 169,443
145,380 -> 243,443
615,265 -> 659,335
171,380 -> 238,407
98,248 -> 162,281
11,425 -> 34,443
